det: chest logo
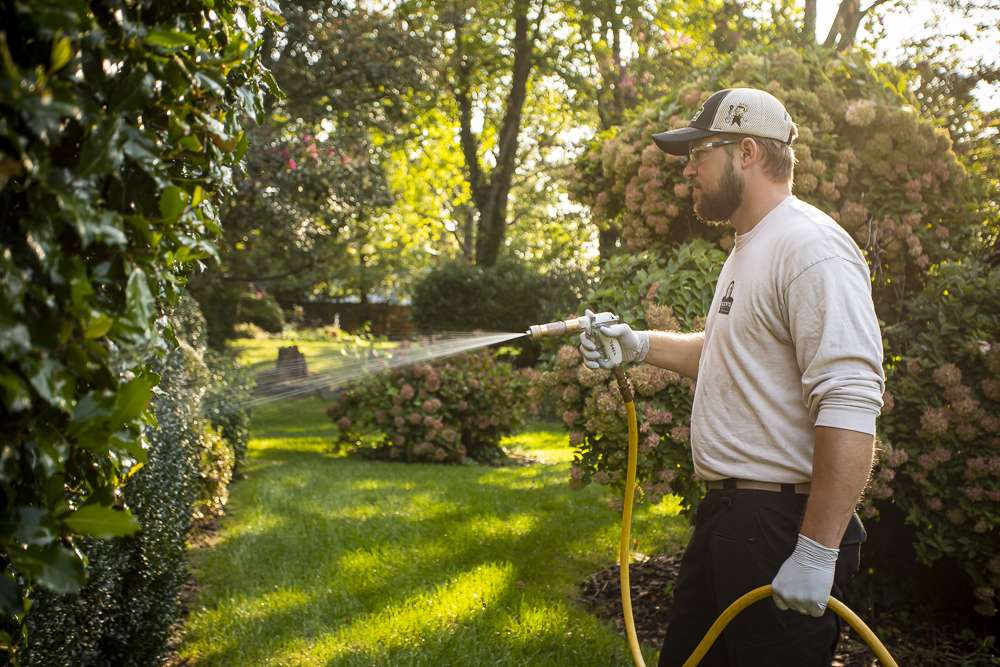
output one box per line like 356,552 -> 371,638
719,281 -> 735,315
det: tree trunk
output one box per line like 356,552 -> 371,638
598,227 -> 620,262
824,0 -> 890,51
803,0 -> 817,43
474,0 -> 534,267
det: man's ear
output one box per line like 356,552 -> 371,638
739,137 -> 759,167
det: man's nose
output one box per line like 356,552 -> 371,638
682,159 -> 696,179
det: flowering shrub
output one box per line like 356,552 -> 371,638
570,44 -> 981,315
865,259 -> 1000,616
540,241 -> 724,510
327,349 -> 528,463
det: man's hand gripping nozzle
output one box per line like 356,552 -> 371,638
526,309 -> 625,367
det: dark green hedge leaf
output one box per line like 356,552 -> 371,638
35,544 -> 85,594
113,370 -> 158,423
77,116 -> 123,177
0,371 -> 31,412
159,185 -> 188,220
0,508 -> 57,547
0,323 -> 31,356
145,30 -> 196,49
63,505 -> 140,538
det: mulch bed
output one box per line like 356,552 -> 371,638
577,552 -> 902,666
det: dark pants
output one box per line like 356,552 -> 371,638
657,488 -> 866,667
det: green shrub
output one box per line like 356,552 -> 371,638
412,257 -> 588,334
328,349 -> 528,463
188,277 -> 245,350
542,241 -> 724,509
0,0 -> 275,649
237,290 -> 285,334
863,258 -> 1000,617
202,350 -> 254,471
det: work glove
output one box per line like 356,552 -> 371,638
771,533 -> 839,617
578,309 -> 650,369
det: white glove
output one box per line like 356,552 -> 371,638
578,309 -> 650,369
771,533 -> 838,617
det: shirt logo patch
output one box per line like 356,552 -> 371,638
719,281 -> 735,315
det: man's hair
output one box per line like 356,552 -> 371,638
722,124 -> 799,184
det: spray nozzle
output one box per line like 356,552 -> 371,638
526,311 -> 619,339
527,311 -> 625,367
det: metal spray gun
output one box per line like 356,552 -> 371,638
526,311 -> 623,367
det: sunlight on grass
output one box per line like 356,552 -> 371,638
180,396 -> 684,666
500,419 -> 575,463
295,562 -> 516,662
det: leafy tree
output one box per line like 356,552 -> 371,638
189,1 -> 435,338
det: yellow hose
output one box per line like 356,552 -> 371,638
619,399 -> 644,667
616,394 -> 899,667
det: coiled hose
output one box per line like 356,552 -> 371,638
611,368 -> 898,667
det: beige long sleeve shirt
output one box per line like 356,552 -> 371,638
690,196 -> 885,484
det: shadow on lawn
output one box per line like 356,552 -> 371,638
184,441 -> 660,666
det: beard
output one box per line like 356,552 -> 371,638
693,160 -> 744,227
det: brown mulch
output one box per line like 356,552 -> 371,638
577,552 -> 882,666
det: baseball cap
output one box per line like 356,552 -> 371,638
652,88 -> 796,155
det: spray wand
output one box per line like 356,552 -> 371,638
527,312 -> 898,667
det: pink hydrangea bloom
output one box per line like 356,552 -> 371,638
932,364 -> 962,388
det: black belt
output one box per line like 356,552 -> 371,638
705,478 -> 811,494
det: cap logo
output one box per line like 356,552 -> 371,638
724,103 -> 748,127
691,103 -> 706,122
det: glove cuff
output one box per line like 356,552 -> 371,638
635,331 -> 651,364
793,533 -> 839,568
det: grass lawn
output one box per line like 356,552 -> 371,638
229,334 -> 397,377
180,392 -> 690,666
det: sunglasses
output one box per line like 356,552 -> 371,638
682,139 -> 739,166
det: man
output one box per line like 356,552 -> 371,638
579,88 -> 885,666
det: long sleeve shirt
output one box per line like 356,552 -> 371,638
690,196 -> 885,483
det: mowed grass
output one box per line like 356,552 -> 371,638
180,394 -> 690,666
229,335 -> 397,376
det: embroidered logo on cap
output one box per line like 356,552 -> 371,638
724,104 -> 748,127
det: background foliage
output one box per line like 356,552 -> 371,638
0,0 -> 273,657
866,258 -> 1000,617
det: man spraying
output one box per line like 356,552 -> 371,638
579,88 -> 885,666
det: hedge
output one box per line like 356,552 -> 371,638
0,0 -> 276,654
23,296 -> 248,665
